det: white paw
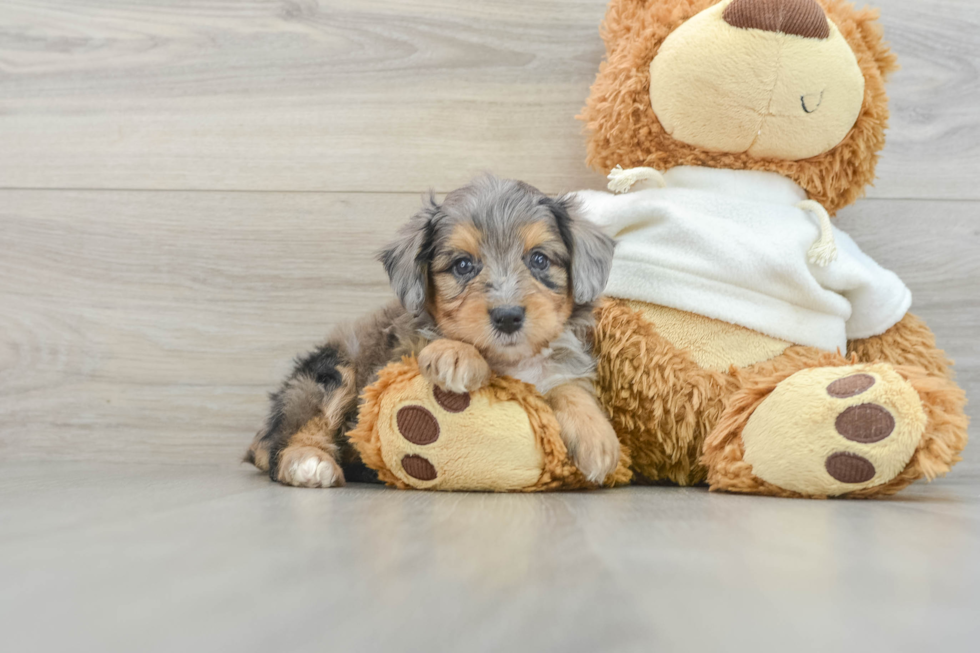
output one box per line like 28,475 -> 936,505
278,450 -> 345,488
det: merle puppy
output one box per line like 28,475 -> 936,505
246,175 -> 619,487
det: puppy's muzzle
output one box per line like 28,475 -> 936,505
490,306 -> 525,335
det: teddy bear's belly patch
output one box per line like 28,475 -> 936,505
626,301 -> 790,371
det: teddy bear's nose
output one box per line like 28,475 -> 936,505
723,0 -> 830,39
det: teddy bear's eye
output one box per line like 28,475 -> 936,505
528,251 -> 550,271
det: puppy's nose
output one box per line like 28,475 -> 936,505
723,0 -> 830,40
490,306 -> 525,335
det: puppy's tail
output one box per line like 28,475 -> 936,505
244,432 -> 272,471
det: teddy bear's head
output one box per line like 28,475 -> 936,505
581,0 -> 898,213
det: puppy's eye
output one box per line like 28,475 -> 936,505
451,257 -> 474,277
528,251 -> 550,271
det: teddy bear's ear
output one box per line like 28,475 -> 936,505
600,0 -> 695,45
849,6 -> 899,80
600,0 -> 648,42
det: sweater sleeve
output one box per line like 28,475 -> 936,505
815,229 -> 912,341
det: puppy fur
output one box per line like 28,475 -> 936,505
246,175 -> 618,487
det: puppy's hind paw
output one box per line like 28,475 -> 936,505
277,447 -> 346,488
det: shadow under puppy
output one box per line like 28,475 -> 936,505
246,175 -> 619,487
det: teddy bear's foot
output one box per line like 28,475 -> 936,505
703,355 -> 972,498
386,379 -> 552,490
347,358 -> 633,491
737,363 -> 927,496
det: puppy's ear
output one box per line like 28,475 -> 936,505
378,195 -> 440,316
545,196 -> 616,305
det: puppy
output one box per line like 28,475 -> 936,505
246,175 -> 619,487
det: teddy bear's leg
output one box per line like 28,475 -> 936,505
348,358 -> 632,491
593,299 -> 737,485
703,319 -> 968,498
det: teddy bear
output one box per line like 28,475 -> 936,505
348,0 -> 968,497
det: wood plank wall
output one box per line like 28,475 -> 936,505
1,0 -> 977,467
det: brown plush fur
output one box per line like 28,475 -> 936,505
593,298 -> 825,485
594,298 -> 731,484
847,312 -> 954,378
347,356 -> 633,491
594,299 -> 969,496
580,0 -> 898,215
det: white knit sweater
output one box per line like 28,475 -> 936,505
574,166 -> 911,353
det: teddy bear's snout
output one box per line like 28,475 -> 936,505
723,0 -> 830,40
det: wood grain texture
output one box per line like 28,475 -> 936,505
0,190 -> 402,463
1,461 -> 979,653
1,190 -> 977,469
0,0 -> 977,196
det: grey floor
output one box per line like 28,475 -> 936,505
2,0 -> 979,651
2,461 -> 979,652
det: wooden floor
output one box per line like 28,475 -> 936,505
1,1 -> 978,650
1,460 -> 979,652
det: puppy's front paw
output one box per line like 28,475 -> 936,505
277,446 -> 345,488
568,420 -> 621,484
418,340 -> 491,393
548,384 -> 621,484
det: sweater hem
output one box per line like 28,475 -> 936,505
604,259 -> 850,352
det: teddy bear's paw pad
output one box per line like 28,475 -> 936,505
741,364 -> 926,496
401,454 -> 437,481
835,403 -> 894,443
377,375 -> 544,491
432,386 -> 470,412
826,373 -> 875,398
396,405 -> 440,445
824,452 -> 876,484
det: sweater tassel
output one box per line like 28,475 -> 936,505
798,200 -> 838,267
607,165 -> 667,194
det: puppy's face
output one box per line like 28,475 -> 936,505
428,207 -> 573,364
381,176 -> 614,364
